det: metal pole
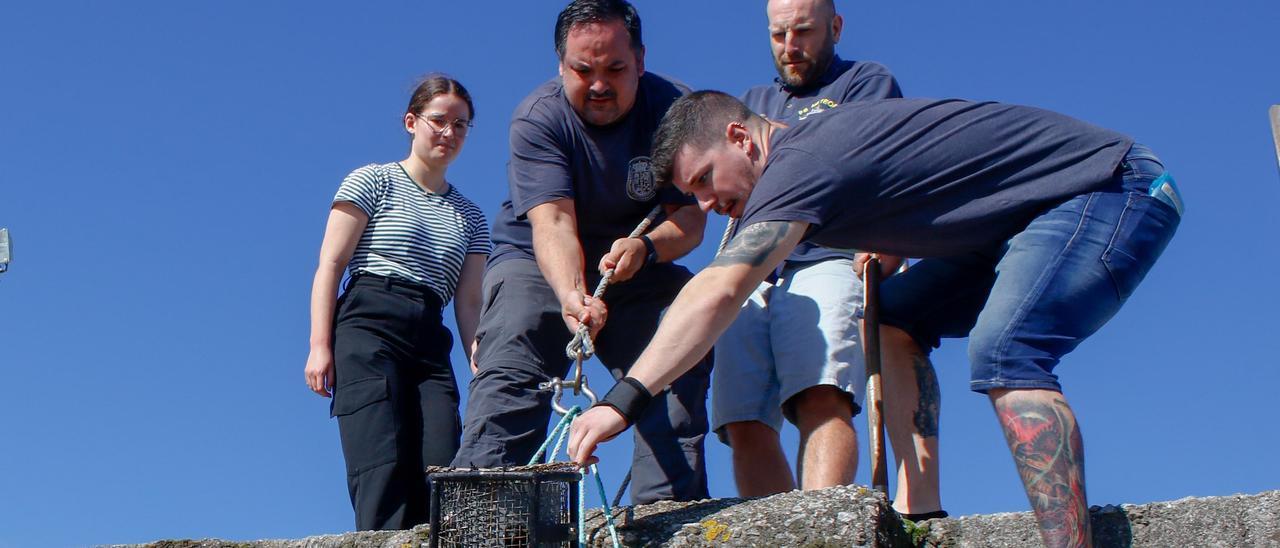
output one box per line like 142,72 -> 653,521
0,228 -> 10,274
1270,105 -> 1280,175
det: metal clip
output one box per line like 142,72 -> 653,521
539,375 -> 599,416
572,353 -> 584,395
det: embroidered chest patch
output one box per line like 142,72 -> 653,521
626,156 -> 657,202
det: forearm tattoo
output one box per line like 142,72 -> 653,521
709,221 -> 790,268
911,354 -> 941,438
995,395 -> 1090,548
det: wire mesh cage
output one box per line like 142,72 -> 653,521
427,463 -> 582,548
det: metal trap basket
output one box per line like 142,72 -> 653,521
427,463 -> 582,547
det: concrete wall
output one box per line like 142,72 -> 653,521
126,487 -> 1280,547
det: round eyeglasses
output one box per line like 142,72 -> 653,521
416,113 -> 473,137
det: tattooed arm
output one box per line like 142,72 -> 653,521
629,220 -> 807,389
568,220 -> 807,464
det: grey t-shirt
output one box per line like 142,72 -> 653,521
488,72 -> 693,269
738,98 -> 1134,257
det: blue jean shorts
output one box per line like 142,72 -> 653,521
879,144 -> 1182,393
712,257 -> 866,443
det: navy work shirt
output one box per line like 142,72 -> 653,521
489,73 -> 694,269
738,98 -> 1134,258
740,57 -> 902,264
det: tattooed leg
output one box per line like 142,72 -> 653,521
912,353 -> 941,438
990,388 -> 1091,548
879,325 -> 942,515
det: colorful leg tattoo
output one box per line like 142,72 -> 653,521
994,394 -> 1090,548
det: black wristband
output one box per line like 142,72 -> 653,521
595,376 -> 653,426
638,234 -> 658,265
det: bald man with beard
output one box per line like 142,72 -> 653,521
710,0 -> 944,522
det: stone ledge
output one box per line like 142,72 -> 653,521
579,485 -> 905,547
123,488 -> 1280,547
916,490 -> 1280,547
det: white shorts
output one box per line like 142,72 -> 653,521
711,258 -> 866,444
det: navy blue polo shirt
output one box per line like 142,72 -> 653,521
740,57 -> 902,264
488,73 -> 694,269
738,98 -> 1134,258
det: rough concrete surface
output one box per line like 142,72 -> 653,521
118,524 -> 430,548
578,485 -> 907,547
123,488 -> 1279,547
916,490 -> 1280,547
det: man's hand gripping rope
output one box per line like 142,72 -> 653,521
569,218 -> 739,467
540,205 -> 664,416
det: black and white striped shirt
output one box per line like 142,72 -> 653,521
334,163 -> 491,304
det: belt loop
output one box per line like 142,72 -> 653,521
383,276 -> 394,291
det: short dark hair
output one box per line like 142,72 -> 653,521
406,73 -> 475,120
554,0 -> 643,59
651,91 -> 759,188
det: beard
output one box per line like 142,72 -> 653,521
774,38 -> 837,89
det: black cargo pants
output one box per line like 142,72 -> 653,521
330,274 -> 461,530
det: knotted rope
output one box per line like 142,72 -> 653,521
529,406 -> 624,548
562,204 -> 664,389
553,211 -> 741,510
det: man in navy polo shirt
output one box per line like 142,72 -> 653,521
570,91 -> 1181,547
713,0 -> 943,518
450,0 -> 711,504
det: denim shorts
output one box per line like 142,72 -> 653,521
879,144 -> 1182,393
712,258 -> 865,442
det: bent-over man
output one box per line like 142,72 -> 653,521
570,91 -> 1182,547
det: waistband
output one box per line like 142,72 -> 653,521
345,272 -> 443,309
1118,143 -> 1185,216
1118,143 -> 1163,183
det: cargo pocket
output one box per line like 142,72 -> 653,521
332,376 -> 398,476
1101,193 -> 1180,301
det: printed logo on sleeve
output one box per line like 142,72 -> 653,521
797,98 -> 839,121
626,156 -> 657,202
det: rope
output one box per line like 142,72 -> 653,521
716,217 -> 738,255
591,463 -> 623,547
611,469 -> 631,509
541,207 -> 727,540
527,405 -> 623,548
529,406 -> 581,466
564,204 -> 664,363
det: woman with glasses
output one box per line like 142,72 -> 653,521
304,74 -> 490,531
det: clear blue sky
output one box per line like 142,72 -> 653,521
2,1 -> 1278,546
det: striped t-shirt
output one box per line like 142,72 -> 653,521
334,163 -> 491,304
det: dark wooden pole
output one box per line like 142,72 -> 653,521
864,256 -> 889,493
